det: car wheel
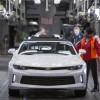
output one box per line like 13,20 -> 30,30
9,88 -> 20,97
74,89 -> 86,97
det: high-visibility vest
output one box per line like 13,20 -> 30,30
80,37 -> 98,59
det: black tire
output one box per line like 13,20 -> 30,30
9,88 -> 20,97
74,89 -> 86,97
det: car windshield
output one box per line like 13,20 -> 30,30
18,41 -> 76,55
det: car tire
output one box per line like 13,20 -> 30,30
9,88 -> 20,97
74,89 -> 86,97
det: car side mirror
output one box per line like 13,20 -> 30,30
8,48 -> 16,54
79,49 -> 86,55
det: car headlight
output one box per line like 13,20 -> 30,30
67,65 -> 83,70
13,65 -> 28,70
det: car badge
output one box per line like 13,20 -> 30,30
46,67 -> 51,70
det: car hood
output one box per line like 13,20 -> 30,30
12,54 -> 85,67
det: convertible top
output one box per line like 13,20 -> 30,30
24,34 -> 69,42
24,38 -> 70,42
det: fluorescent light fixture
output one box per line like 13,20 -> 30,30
19,0 -> 22,4
54,0 -> 61,4
74,0 -> 76,4
29,21 -> 38,25
34,0 -> 41,4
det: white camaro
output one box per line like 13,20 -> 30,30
8,37 -> 87,97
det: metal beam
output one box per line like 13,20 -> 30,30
83,0 -> 86,14
9,0 -> 11,14
45,0 -> 48,11
95,0 -> 97,9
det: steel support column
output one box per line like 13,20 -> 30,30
95,0 -> 97,9
87,0 -> 89,10
9,0 -> 11,14
83,0 -> 86,14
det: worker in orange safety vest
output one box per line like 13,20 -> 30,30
75,27 -> 100,92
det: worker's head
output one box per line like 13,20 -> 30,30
39,27 -> 46,34
84,27 -> 94,38
74,27 -> 80,35
90,8 -> 95,13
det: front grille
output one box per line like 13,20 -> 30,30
20,76 -> 75,86
17,66 -> 76,70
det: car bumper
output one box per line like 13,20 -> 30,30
9,69 -> 87,90
10,82 -> 86,90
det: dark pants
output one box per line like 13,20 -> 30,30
85,59 -> 99,88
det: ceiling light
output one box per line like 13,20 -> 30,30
29,21 -> 38,25
54,0 -> 61,4
34,0 -> 41,4
19,0 -> 22,4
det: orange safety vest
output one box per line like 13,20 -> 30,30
80,37 -> 98,59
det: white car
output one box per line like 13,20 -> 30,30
8,37 -> 87,97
